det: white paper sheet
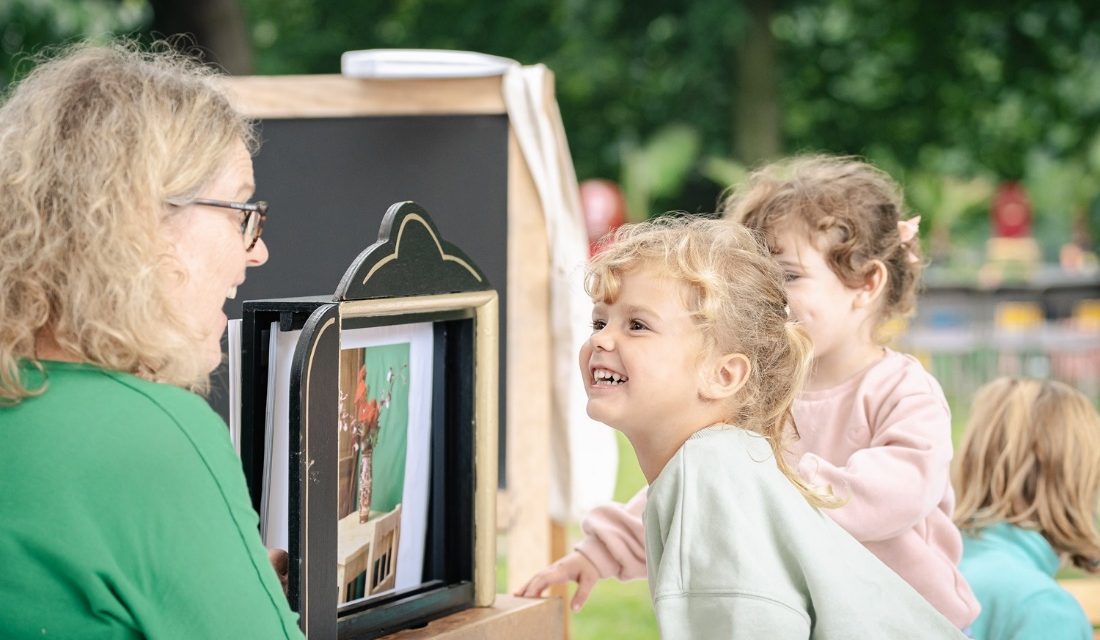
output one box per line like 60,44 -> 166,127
227,319 -> 242,455
260,323 -> 301,550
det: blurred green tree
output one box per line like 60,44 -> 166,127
3,0 -> 1098,250
0,0 -> 149,86
147,0 -> 252,73
242,0 -> 755,217
777,1 -> 1100,178
775,0 -> 1100,256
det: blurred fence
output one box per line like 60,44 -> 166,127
897,268 -> 1100,406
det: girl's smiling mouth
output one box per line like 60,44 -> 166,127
591,367 -> 628,386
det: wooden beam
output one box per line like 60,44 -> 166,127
504,125 -> 553,591
219,74 -> 507,119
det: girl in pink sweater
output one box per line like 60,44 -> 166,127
517,155 -> 980,630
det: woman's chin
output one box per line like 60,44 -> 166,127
202,340 -> 224,374
203,320 -> 228,372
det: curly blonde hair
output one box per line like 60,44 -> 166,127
722,155 -> 923,337
586,215 -> 838,508
0,41 -> 256,403
953,378 -> 1100,571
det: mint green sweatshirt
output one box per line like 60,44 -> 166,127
645,426 -> 965,639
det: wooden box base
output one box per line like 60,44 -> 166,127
378,595 -> 564,640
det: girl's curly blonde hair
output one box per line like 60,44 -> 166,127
586,215 -> 838,508
0,41 -> 256,403
723,155 -> 923,338
953,377 -> 1100,571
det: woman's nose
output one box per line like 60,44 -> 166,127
247,237 -> 270,267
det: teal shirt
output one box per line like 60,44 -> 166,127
0,362 -> 303,639
961,523 -> 1090,640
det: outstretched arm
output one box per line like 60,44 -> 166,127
514,486 -> 648,610
574,486 -> 648,580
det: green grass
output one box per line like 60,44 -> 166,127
573,578 -> 657,639
572,432 -> 659,640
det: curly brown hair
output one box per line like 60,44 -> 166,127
722,155 -> 923,337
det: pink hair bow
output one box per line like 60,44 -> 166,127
897,216 -> 921,264
897,215 -> 920,243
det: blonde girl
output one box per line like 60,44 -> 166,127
954,378 -> 1100,640
520,155 -> 980,631
533,215 -> 963,637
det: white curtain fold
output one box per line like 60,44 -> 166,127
503,65 -> 618,522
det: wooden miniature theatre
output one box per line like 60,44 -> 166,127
219,54 -> 610,616
239,201 -> 497,638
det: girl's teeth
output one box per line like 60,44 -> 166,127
593,368 -> 626,384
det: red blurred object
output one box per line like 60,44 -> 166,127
991,182 -> 1032,238
579,179 -> 627,255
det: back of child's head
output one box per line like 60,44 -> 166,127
722,154 -> 923,336
953,377 -> 1100,571
586,215 -> 834,506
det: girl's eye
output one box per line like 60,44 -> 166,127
629,319 -> 648,331
784,272 -> 801,282
591,319 -> 607,331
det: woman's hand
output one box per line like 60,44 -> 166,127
514,551 -> 601,612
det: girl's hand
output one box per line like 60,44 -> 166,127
514,551 -> 601,611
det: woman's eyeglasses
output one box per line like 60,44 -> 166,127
189,198 -> 269,250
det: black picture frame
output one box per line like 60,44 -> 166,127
240,202 -> 498,638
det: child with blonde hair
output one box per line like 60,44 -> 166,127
524,214 -> 963,637
954,378 -> 1100,640
519,155 -> 980,631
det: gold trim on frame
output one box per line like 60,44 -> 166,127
362,213 -> 483,286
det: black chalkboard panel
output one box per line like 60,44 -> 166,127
210,114 -> 508,468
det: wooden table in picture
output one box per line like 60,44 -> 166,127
337,506 -> 402,604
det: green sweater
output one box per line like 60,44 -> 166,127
0,361 -> 303,639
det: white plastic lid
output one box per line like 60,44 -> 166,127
341,49 -> 518,79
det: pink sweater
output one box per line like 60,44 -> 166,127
576,349 -> 980,629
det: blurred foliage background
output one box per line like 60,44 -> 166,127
3,0 -> 1099,263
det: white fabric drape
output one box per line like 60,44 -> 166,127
503,65 -> 618,521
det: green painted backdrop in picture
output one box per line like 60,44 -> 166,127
359,343 -> 410,513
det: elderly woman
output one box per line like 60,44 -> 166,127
0,43 -> 302,638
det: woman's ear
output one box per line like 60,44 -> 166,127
854,260 -> 888,310
700,352 -> 750,401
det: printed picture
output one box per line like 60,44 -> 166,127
336,323 -> 433,605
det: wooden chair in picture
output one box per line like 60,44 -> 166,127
337,504 -> 403,604
366,504 -> 401,596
